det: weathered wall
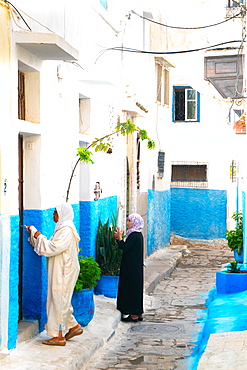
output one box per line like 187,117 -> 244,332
79,196 -> 118,258
170,188 -> 227,239
147,189 -> 170,255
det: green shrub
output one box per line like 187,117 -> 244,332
226,212 -> 243,255
74,256 -> 101,292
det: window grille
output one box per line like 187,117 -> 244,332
171,163 -> 208,188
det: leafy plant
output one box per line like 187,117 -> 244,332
227,260 -> 241,273
66,120 -> 155,201
226,212 -> 243,255
96,216 -> 122,276
74,256 -> 101,292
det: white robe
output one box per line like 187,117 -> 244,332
29,225 -> 80,337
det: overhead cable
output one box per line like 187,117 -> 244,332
131,9 -> 243,30
4,0 -> 31,30
95,40 -> 242,63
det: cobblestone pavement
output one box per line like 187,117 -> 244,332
84,244 -> 233,370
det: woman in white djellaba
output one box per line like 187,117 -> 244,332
27,203 -> 83,346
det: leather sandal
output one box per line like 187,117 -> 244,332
42,339 -> 66,346
65,327 -> 83,340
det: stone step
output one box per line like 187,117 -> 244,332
17,320 -> 39,344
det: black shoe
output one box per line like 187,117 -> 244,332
138,317 -> 143,321
121,315 -> 138,322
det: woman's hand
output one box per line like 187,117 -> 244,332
26,226 -> 32,233
114,227 -> 123,241
26,226 -> 41,239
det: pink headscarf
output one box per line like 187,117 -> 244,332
124,213 -> 144,241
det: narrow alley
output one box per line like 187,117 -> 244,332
85,242 -> 233,369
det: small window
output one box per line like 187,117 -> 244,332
173,87 -> 200,122
156,59 -> 170,106
171,163 -> 208,188
18,71 -> 25,120
100,0 -> 107,9
18,65 -> 40,123
229,0 -> 243,7
79,96 -> 91,134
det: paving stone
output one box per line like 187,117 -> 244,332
84,244 -> 233,369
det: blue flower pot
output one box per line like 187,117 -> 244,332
216,270 -> 247,294
95,275 -> 119,298
71,288 -> 94,327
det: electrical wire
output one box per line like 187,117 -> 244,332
131,9 -> 243,30
95,40 -> 243,63
4,0 -> 31,31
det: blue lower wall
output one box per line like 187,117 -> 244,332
147,189 -> 171,255
171,188 -> 227,239
79,196 -> 118,258
15,197 -> 117,342
8,215 -> 19,350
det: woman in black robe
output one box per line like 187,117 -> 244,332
114,213 -> 144,322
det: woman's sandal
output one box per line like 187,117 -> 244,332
42,339 -> 66,346
65,327 -> 83,340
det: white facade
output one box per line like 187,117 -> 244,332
0,0 -> 246,351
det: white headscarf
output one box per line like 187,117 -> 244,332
54,203 -> 79,237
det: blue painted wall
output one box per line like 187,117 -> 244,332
79,196 -> 118,258
147,189 -> 170,255
8,215 -> 19,350
170,188 -> 227,239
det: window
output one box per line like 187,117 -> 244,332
79,95 -> 91,134
171,163 -> 208,188
173,87 -> 200,122
18,71 -> 25,120
228,0 -> 243,7
18,64 -> 40,123
155,58 -> 170,106
100,0 -> 107,9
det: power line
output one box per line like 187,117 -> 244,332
95,40 -> 242,63
4,0 -> 31,31
131,9 -> 243,30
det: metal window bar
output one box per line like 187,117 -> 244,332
171,165 -> 207,182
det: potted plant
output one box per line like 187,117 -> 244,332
216,259 -> 247,294
72,256 -> 101,327
95,216 -> 122,298
226,212 -> 243,262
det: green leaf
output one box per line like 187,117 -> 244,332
76,148 -> 94,164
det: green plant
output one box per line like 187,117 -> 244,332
74,256 -> 101,292
66,120 -> 155,201
227,260 -> 241,273
96,216 -> 122,276
226,212 -> 243,255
